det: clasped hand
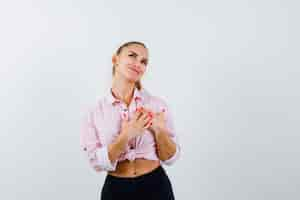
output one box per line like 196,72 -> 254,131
121,107 -> 166,140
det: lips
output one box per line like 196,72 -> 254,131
129,67 -> 140,74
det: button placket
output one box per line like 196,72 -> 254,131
118,104 -> 133,151
131,97 -> 144,151
118,95 -> 144,161
128,97 -> 143,159
121,108 -> 129,121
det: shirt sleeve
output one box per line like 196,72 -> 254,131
156,99 -> 181,166
80,108 -> 118,172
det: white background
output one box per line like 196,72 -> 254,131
1,0 -> 299,199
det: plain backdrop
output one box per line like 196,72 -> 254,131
1,0 -> 299,200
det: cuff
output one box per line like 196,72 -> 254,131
95,146 -> 118,171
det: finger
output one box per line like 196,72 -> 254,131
132,107 -> 144,121
147,111 -> 154,118
156,111 -> 165,118
139,111 -> 152,121
135,106 -> 144,112
136,109 -> 148,121
143,116 -> 153,127
142,107 -> 153,114
144,119 -> 153,129
141,116 -> 152,126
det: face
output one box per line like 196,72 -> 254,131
113,44 -> 149,83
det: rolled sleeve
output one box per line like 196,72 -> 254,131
157,99 -> 181,166
80,108 -> 118,172
95,146 -> 118,171
160,141 -> 181,166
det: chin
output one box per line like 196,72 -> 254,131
124,73 -> 140,82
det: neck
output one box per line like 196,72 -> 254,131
111,74 -> 136,106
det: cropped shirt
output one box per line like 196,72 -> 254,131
80,87 -> 180,172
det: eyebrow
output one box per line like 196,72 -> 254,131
128,50 -> 148,62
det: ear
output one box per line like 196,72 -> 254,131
112,54 -> 118,65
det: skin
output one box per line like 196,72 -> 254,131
107,44 -> 177,177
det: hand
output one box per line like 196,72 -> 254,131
120,107 -> 153,141
148,110 -> 167,134
140,107 -> 167,134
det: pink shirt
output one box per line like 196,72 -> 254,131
80,87 -> 180,172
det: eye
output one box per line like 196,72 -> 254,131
128,54 -> 136,57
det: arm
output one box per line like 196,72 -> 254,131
148,100 -> 181,166
108,109 -> 154,162
153,127 -> 177,161
80,109 -> 122,172
107,132 -> 129,163
80,106 -> 151,172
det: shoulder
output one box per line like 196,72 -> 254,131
142,88 -> 171,112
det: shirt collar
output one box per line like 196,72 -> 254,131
106,87 -> 144,106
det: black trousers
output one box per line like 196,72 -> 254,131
101,166 -> 175,200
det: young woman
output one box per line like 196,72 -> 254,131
80,41 -> 181,200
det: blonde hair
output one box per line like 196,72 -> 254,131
112,41 -> 148,90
